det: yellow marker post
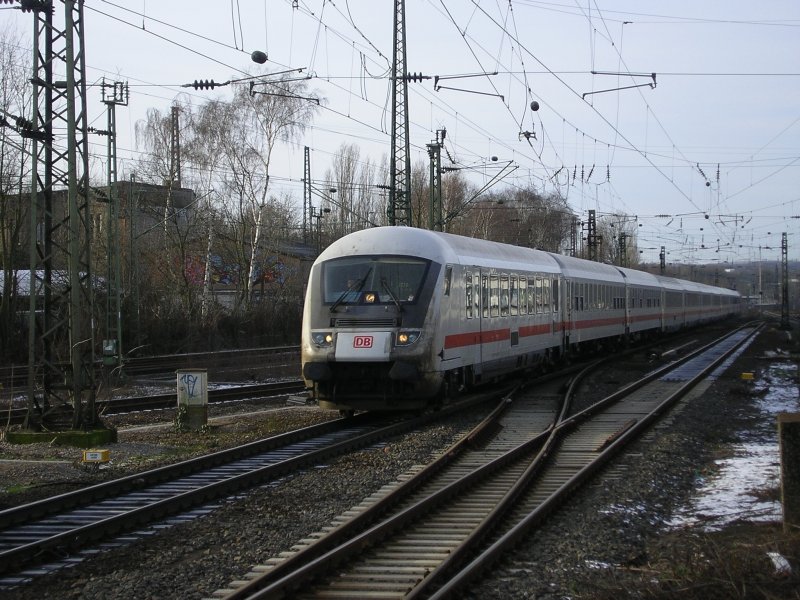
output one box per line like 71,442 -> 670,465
82,449 -> 110,463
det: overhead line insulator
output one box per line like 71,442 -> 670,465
15,0 -> 51,12
403,72 -> 430,83
186,79 -> 219,90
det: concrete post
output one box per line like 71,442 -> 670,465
778,412 -> 800,533
176,369 -> 208,431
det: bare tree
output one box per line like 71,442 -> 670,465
598,212 -> 639,266
323,142 -> 385,238
131,73 -> 318,335
504,187 -> 575,253
325,143 -> 360,238
214,77 -> 318,309
440,170 -> 470,234
409,159 -> 428,229
133,98 -> 214,323
0,22 -> 32,360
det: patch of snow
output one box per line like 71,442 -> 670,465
668,361 -> 799,531
767,551 -> 793,576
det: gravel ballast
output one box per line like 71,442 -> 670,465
1,323 -> 797,599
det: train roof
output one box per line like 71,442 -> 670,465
615,265 -> 662,287
317,227 -> 561,273
652,275 -> 688,292
654,274 -> 739,297
547,253 -> 625,284
316,228 -> 741,299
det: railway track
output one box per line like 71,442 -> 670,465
1,380 -> 306,427
0,391 -> 501,588
213,323 -> 760,599
124,345 -> 300,376
0,345 -> 301,399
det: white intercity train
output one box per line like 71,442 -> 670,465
301,227 -> 741,414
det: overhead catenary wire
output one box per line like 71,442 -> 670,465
9,0 -> 793,265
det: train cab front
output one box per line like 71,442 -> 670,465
301,253 -> 441,412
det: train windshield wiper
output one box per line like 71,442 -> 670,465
330,268 -> 371,312
380,277 -> 403,313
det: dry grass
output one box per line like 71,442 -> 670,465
575,522 -> 800,600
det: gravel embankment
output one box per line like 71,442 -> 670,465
1,404 -> 487,599
466,324 -> 798,599
1,323 -> 795,599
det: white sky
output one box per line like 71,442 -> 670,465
5,1 -> 800,264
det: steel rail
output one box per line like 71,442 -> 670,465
231,397 -> 557,599
0,394 -> 497,580
223,323 -> 758,599
410,325 -> 757,598
427,324 -> 761,599
0,346 -> 301,392
0,414 -> 380,577
217,386 -> 525,600
2,380 -> 305,426
123,345 -> 300,375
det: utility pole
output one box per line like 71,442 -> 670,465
25,0 -> 97,430
101,80 -> 128,370
426,129 -> 445,231
388,0 -> 411,226
618,232 -> 627,267
781,232 -> 790,330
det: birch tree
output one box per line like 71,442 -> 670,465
214,77 -> 318,309
0,22 -> 32,360
323,143 -> 384,237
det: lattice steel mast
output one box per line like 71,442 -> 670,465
303,146 -> 311,243
388,0 -> 411,226
26,0 -> 97,430
586,209 -> 599,262
781,232 -> 790,330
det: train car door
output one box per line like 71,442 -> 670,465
563,278 -> 572,352
474,269 -> 488,379
442,267 -> 482,381
552,274 -> 562,352
623,280 -> 631,338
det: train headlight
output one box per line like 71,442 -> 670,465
396,330 -> 421,346
311,331 -> 334,347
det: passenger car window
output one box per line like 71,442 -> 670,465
465,272 -> 473,319
500,276 -> 509,317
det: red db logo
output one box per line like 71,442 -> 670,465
353,335 -> 373,348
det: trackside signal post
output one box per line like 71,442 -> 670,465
99,80 -> 129,370
427,129 -> 445,231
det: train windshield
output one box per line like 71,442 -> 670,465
322,256 -> 430,306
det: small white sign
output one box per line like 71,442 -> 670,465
335,331 -> 392,361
